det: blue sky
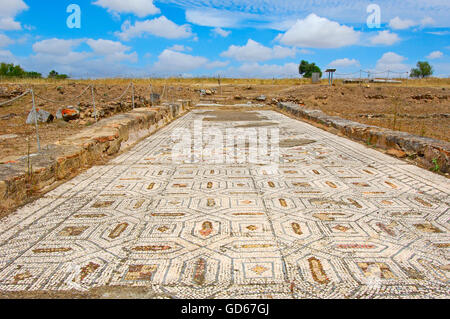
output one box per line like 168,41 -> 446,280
0,0 -> 449,78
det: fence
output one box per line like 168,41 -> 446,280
0,81 -> 169,153
333,69 -> 410,84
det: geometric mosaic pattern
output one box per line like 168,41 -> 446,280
0,109 -> 448,298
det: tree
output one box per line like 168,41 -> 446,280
0,63 -> 25,77
48,70 -> 58,78
25,71 -> 42,78
0,62 -> 42,78
410,61 -> 433,78
48,70 -> 69,79
299,60 -> 322,78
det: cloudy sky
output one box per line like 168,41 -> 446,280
1,0 -> 449,78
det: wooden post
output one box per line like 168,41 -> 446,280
91,86 -> 98,122
161,85 -> 166,101
131,82 -> 135,109
30,89 -> 41,152
360,70 -> 362,87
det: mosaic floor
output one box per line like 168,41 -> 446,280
0,109 -> 448,299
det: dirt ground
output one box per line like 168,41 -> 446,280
0,81 -> 449,162
0,83 -> 194,161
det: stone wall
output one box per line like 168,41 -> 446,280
277,102 -> 450,173
0,101 -> 191,214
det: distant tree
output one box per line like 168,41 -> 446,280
0,62 -> 42,78
48,70 -> 58,78
410,61 -> 433,78
299,60 -> 322,78
48,70 -> 69,79
0,63 -> 25,77
25,71 -> 42,78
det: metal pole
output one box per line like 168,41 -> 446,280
172,87 -> 175,104
149,84 -> 154,105
131,82 -> 135,109
91,86 -> 98,122
30,89 -> 41,152
161,85 -> 166,101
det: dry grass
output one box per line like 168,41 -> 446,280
1,79 -> 449,162
2,77 -> 450,87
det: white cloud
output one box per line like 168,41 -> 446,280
0,0 -> 28,30
0,34 -> 14,47
152,49 -> 228,74
266,19 -> 298,32
168,44 -> 192,52
185,8 -> 242,28
0,17 -> 21,30
420,16 -> 436,27
277,14 -> 360,48
0,49 -> 16,63
427,31 -> 450,36
389,17 -> 415,30
213,27 -> 231,37
23,38 -> 141,78
375,52 -> 409,72
93,0 -> 160,18
221,39 -> 296,62
185,6 -> 297,31
224,62 -> 299,78
153,49 -> 208,73
32,38 -> 84,55
370,30 -> 401,46
31,39 -> 92,70
116,16 -> 194,41
389,15 -> 435,30
161,0 -> 450,28
426,51 -> 443,59
328,58 -> 360,68
299,49 -> 314,55
86,39 -> 137,62
207,61 -> 229,69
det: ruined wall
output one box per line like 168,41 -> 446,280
0,101 -> 191,215
277,102 -> 450,174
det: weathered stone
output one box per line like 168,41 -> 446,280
256,95 -> 267,101
0,134 -> 18,140
386,148 -> 407,158
412,94 -> 433,100
56,106 -> 80,121
277,102 -> 450,173
0,180 -> 6,200
26,109 -> 54,124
